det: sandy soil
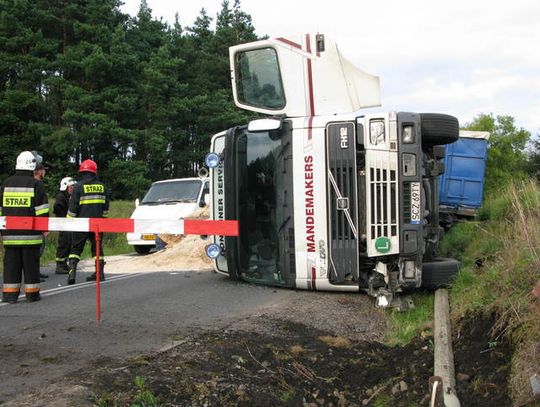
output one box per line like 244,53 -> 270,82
103,234 -> 212,274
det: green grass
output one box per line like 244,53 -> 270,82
386,293 -> 434,346
0,200 -> 135,272
388,180 -> 540,354
447,181 -> 540,405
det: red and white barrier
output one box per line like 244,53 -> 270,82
0,216 -> 239,236
0,216 -> 238,322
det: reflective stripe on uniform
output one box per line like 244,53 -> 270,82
80,199 -> 106,205
56,257 -> 66,261
2,235 -> 43,245
24,283 -> 40,293
35,203 -> 49,215
68,254 -> 81,260
67,212 -> 76,218
3,187 -> 34,193
80,194 -> 106,205
3,283 -> 21,293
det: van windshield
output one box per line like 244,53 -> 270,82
141,180 -> 202,204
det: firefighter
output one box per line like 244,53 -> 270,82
1,151 -> 49,303
67,159 -> 109,285
53,177 -> 76,274
33,158 -> 49,281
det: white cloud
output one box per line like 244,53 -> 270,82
383,68 -> 540,131
120,0 -> 540,134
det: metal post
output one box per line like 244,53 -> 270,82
95,229 -> 101,324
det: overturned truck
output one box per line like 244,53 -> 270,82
205,34 -> 460,305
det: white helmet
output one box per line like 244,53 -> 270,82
60,177 -> 76,191
16,151 -> 37,171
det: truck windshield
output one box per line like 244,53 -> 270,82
142,180 -> 202,204
235,48 -> 286,110
235,129 -> 289,285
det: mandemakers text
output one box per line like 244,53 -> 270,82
305,155 -> 315,253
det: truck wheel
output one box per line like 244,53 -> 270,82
420,114 -> 459,146
134,245 -> 153,255
422,257 -> 460,289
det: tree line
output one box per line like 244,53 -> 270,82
1,1 -> 538,200
463,113 -> 538,193
0,0 -> 257,199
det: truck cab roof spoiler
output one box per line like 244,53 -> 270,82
229,33 -> 381,117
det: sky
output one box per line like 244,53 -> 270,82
121,0 -> 540,136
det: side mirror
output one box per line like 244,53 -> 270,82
199,193 -> 210,208
248,118 -> 282,132
135,198 -> 140,207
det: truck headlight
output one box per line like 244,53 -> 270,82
205,152 -> 221,168
404,260 -> 417,279
402,125 -> 414,144
205,243 -> 222,259
402,154 -> 417,176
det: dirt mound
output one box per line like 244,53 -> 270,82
80,319 -> 433,407
139,234 -> 212,271
453,314 -> 512,406
113,207 -> 213,272
143,207 -> 212,270
78,313 -> 512,406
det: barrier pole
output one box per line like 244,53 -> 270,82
95,228 -> 101,324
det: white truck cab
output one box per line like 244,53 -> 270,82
207,34 -> 459,304
127,177 -> 209,254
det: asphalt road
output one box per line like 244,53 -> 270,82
0,258 -> 295,400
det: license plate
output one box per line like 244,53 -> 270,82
410,182 -> 421,224
141,234 -> 156,241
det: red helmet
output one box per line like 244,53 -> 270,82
79,159 -> 97,174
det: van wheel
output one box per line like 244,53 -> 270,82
420,113 -> 459,146
422,257 -> 460,289
134,245 -> 153,255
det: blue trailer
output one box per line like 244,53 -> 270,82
438,131 -> 490,228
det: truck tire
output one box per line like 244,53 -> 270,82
420,114 -> 459,146
134,245 -> 153,255
422,257 -> 460,289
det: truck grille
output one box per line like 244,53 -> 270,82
369,167 -> 398,237
326,122 -> 358,283
365,151 -> 400,256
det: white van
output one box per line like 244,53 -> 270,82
127,177 -> 209,254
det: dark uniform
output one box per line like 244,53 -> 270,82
53,189 -> 72,273
1,170 -> 49,303
67,171 -> 109,284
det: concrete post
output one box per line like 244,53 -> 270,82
433,288 -> 460,407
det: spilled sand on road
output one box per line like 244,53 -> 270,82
103,208 -> 213,273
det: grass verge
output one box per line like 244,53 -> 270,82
388,180 -> 539,405
448,180 -> 539,405
386,293 -> 434,346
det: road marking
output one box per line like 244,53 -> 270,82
0,273 -> 143,306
